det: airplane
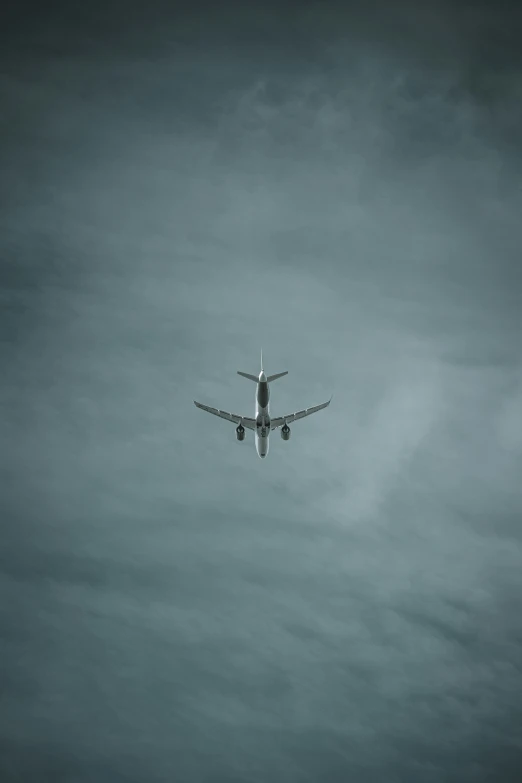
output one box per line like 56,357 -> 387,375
194,351 -> 332,458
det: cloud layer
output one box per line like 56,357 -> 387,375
1,2 -> 521,781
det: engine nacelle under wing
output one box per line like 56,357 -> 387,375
281,424 -> 291,441
236,424 -> 245,441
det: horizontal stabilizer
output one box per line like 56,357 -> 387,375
267,371 -> 288,383
237,371 -> 258,382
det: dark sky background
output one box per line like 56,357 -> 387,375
1,1 -> 522,781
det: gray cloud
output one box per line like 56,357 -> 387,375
1,1 -> 522,781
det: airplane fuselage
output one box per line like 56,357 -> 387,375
255,370 -> 270,458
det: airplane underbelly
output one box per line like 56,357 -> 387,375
256,433 -> 269,458
256,397 -> 269,457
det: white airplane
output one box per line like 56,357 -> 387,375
194,351 -> 332,458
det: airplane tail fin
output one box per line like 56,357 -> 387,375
238,369 -> 288,382
266,371 -> 288,383
238,350 -> 287,382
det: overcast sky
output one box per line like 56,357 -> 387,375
1,1 -> 522,781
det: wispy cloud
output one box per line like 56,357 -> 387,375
1,2 -> 521,781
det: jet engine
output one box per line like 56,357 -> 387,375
281,423 -> 291,441
236,424 -> 245,441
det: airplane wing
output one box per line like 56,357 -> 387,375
194,401 -> 256,430
270,397 -> 332,430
